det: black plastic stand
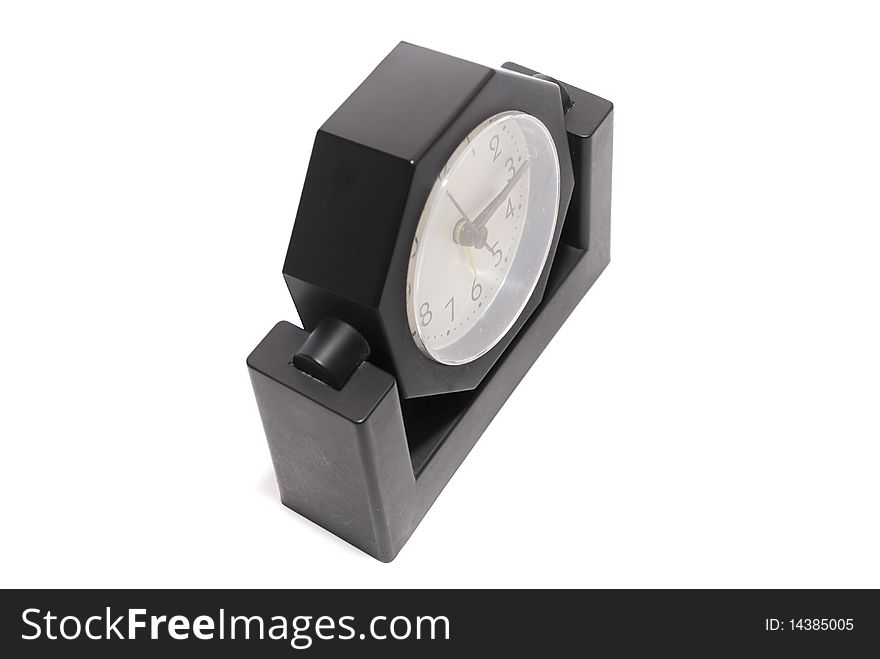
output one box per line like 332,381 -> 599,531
247,67 -> 613,561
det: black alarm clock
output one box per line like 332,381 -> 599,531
248,42 -> 613,561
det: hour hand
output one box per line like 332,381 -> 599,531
445,190 -> 471,222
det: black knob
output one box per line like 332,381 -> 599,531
534,74 -> 573,114
291,318 -> 370,390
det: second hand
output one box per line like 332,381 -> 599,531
465,247 -> 477,276
447,190 -> 478,276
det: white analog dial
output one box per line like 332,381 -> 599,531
406,111 -> 561,365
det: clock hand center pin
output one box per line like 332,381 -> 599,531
446,189 -> 480,274
453,160 -> 529,248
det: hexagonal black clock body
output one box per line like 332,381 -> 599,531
283,42 -> 574,398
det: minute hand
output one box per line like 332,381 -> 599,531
471,160 -> 530,229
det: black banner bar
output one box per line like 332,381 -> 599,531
1,589 -> 877,656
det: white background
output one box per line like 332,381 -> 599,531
1,1 -> 878,588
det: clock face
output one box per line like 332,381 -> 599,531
406,111 -> 561,365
